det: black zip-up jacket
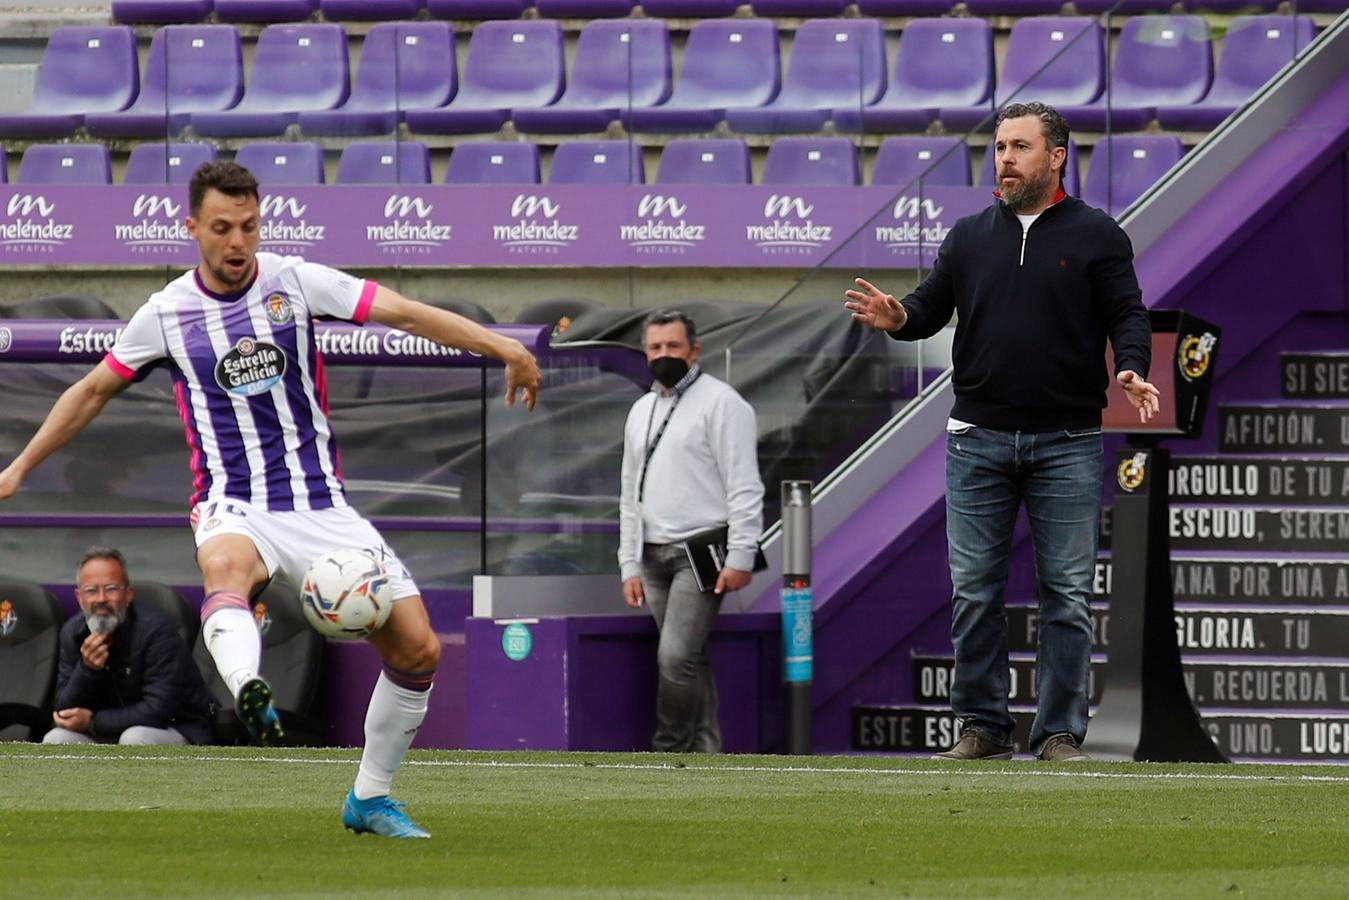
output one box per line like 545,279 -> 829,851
52,604 -> 214,744
891,193 -> 1151,432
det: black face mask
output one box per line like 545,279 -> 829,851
649,356 -> 690,389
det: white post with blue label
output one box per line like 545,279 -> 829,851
781,480 -> 813,755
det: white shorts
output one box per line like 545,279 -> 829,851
191,497 -> 420,600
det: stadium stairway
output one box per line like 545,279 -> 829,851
739,12 -> 1349,761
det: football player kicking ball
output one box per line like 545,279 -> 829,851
0,162 -> 542,839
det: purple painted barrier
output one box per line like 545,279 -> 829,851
0,185 -> 989,270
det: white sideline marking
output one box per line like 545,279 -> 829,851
8,752 -> 1349,784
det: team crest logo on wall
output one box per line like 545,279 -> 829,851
264,292 -> 293,325
0,599 -> 16,636
1117,452 -> 1149,492
1178,331 -> 1217,382
253,601 -> 272,635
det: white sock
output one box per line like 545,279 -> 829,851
202,607 -> 261,698
353,671 -> 432,800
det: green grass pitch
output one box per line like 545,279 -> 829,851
4,744 -> 1348,898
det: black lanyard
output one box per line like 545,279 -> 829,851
637,371 -> 700,503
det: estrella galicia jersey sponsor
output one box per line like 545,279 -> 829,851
106,253 -> 378,511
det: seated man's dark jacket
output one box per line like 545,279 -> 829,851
53,604 -> 214,744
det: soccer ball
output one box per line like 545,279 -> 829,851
300,548 -> 393,640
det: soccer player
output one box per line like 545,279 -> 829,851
0,161 -> 542,839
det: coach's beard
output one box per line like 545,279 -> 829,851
999,167 -> 1056,213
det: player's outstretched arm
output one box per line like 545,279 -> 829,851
0,362 -> 130,500
366,286 -> 541,411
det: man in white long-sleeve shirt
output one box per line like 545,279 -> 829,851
619,310 -> 764,752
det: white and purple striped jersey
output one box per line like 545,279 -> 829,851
106,252 -> 378,511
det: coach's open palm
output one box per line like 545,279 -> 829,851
844,278 -> 907,332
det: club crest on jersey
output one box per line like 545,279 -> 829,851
264,292 -> 293,325
215,336 -> 286,397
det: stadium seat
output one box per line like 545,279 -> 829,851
1157,15 -> 1316,132
513,21 -> 671,135
336,141 -> 431,183
193,580 -> 325,746
214,0 -> 318,21
872,137 -> 971,187
1057,16 -> 1212,132
641,0 -> 739,15
17,144 -> 113,185
113,0 -> 214,22
123,143 -> 219,184
515,297 -> 604,331
965,0 -> 1062,15
132,581 -> 199,648
1082,135 -> 1183,216
404,21 -> 564,136
1074,0 -> 1172,12
444,141 -> 542,183
0,579 -> 64,742
549,141 -> 645,184
626,20 -> 779,134
939,17 -> 1104,133
725,19 -> 885,135
535,0 -> 634,17
0,157 -> 6,183
427,0 -> 533,20
0,26 -> 138,139
856,0 -> 952,13
833,18 -> 993,134
655,139 -> 751,185
978,137 -> 1080,196
191,24 -> 350,138
1184,0 -> 1278,10
298,22 -> 455,138
761,137 -> 860,186
6,295 -> 120,318
234,142 -> 326,184
320,0 -> 425,18
751,0 -> 847,16
85,25 -> 244,139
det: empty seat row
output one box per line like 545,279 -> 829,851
109,0 -> 1349,24
0,16 -> 1317,141
4,134 -> 1182,214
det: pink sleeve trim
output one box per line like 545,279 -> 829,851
104,353 -> 136,381
353,280 -> 379,324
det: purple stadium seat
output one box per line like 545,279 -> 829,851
1075,0 -> 1172,12
514,21 -> 671,135
725,19 -> 885,134
123,142 -> 219,184
86,25 -> 244,139
549,141 -> 645,184
113,0 -> 214,22
404,21 -> 564,135
1157,15 -> 1315,132
626,20 -> 779,134
857,0 -> 952,13
872,137 -> 971,186
192,24 -> 349,137
17,144 -> 113,184
1082,134 -> 1183,216
1057,16 -> 1211,132
335,141 -> 431,183
214,0 -> 318,21
427,0 -> 532,20
965,0 -> 1063,15
320,0 -> 425,19
656,139 -> 751,184
536,0 -> 633,16
642,0 -> 739,15
979,136 -> 1080,196
834,19 -> 992,134
0,27 -> 138,139
234,142 -> 326,184
751,0 -> 847,16
0,157 -> 6,183
1185,0 -> 1278,10
761,137 -> 859,186
444,142 -> 541,183
940,18 -> 1104,133
298,22 -> 455,137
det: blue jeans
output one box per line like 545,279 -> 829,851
945,425 -> 1101,754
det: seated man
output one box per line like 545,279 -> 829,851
44,548 -> 214,746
